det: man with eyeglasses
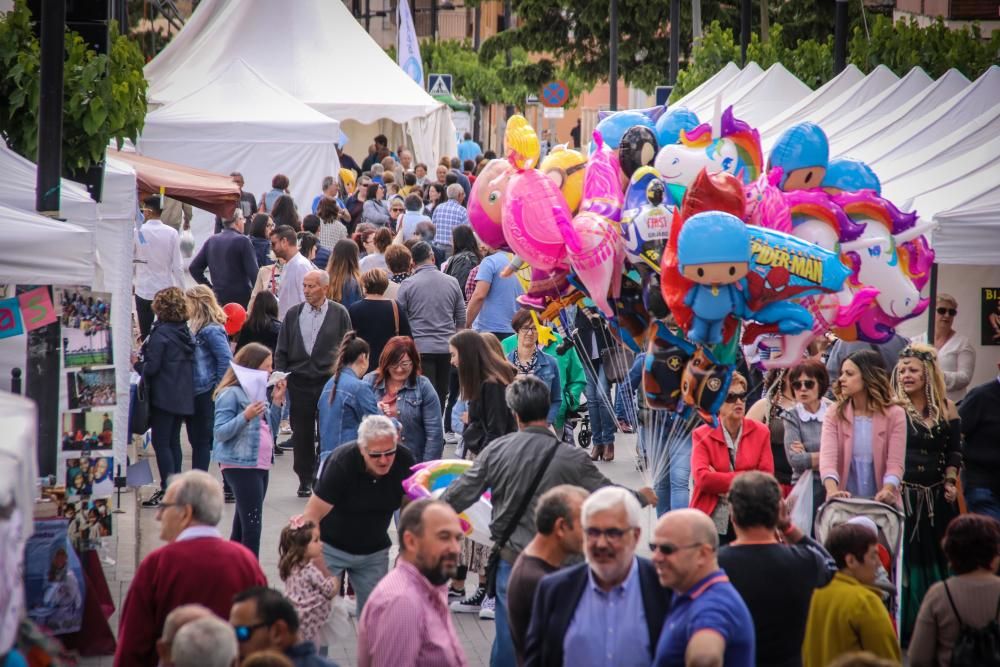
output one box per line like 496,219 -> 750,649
114,471 -> 266,667
300,415 -> 416,616
229,587 -> 338,666
523,486 -> 670,667
717,472 -> 836,667
650,508 -> 755,667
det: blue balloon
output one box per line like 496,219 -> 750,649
767,122 -> 829,189
593,111 -> 656,151
655,107 -> 701,147
822,157 -> 882,194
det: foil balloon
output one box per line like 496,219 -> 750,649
618,126 -> 659,179
540,145 -> 586,213
745,226 -> 853,306
643,320 -> 692,411
822,157 -> 882,194
505,115 -> 541,170
223,303 -> 247,336
621,173 -> 672,274
502,169 -> 574,272
608,275 -> 653,352
767,122 -> 829,191
403,460 -> 492,545
468,158 -> 513,250
681,169 -> 746,220
655,107 -> 701,148
593,109 -> 657,150
744,167 -> 791,232
680,346 -> 734,423
567,211 -> 623,317
580,132 -> 625,222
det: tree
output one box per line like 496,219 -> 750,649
0,0 -> 147,173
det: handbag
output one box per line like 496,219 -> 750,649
129,377 -> 150,435
179,228 -> 195,258
483,436 -> 561,597
601,345 -> 633,384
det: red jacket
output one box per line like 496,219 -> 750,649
114,536 -> 267,667
690,418 -> 774,517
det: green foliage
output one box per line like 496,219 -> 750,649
849,15 -> 1000,80
671,21 -> 740,101
0,0 -> 148,172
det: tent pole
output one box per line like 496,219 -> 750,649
926,262 -> 938,344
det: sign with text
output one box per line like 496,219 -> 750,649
19,286 -> 57,332
982,287 -> 1000,346
0,297 -> 24,339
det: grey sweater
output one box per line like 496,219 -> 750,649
782,400 -> 831,484
396,264 -> 466,354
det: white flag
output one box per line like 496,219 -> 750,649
397,0 -> 424,86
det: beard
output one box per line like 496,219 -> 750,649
418,554 -> 458,586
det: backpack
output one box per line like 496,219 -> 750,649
943,581 -> 1000,667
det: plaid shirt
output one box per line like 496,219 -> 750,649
430,200 -> 469,247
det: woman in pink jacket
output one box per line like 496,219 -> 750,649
820,349 -> 906,507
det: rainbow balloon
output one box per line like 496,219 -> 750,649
403,459 -> 493,545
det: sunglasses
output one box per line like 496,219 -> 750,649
585,527 -> 629,542
649,542 -> 702,556
725,392 -> 747,403
792,380 -> 816,391
936,307 -> 957,316
391,208 -> 404,212
234,622 -> 269,642
366,448 -> 397,459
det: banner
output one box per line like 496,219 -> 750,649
396,0 -> 424,86
25,519 -> 85,635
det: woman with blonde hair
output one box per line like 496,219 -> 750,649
891,343 -> 962,644
184,286 -> 233,474
325,239 -> 363,308
820,349 -> 906,506
930,293 -> 976,402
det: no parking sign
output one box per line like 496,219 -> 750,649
540,81 -> 569,108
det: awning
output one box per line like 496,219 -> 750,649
433,93 -> 473,113
108,149 -> 240,218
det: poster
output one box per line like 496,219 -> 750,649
59,498 -> 112,552
56,287 -> 112,367
982,287 -> 1000,346
24,519 -> 85,635
63,456 -> 114,498
61,410 -> 113,452
66,368 -> 116,410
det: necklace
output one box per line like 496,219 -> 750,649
514,348 -> 539,375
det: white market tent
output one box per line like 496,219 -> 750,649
673,61 -> 745,109
757,64 -> 866,146
143,0 -> 457,166
688,63 -> 812,129
820,67 -> 934,143
0,203 -> 94,285
139,58 -> 342,243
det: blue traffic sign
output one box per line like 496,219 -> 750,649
428,73 -> 453,96
655,86 -> 674,107
541,80 -> 569,107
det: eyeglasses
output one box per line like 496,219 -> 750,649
792,380 -> 816,391
725,392 -> 747,403
365,448 -> 397,459
649,542 -> 703,556
585,527 -> 629,542
391,208 -> 404,213
936,307 -> 957,316
391,360 -> 414,370
155,502 -> 186,515
233,622 -> 270,642
519,326 -> 537,334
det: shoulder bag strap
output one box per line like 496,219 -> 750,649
391,300 -> 399,336
495,437 -> 562,551
943,581 -> 966,626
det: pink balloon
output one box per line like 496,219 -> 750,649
744,168 -> 790,231
568,211 -> 623,316
580,132 -> 625,222
468,159 -> 512,250
502,170 -> 573,272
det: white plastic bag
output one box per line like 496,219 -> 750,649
317,596 -> 352,650
786,470 -> 815,535
179,228 -> 195,258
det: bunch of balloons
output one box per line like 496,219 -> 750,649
466,107 -> 934,424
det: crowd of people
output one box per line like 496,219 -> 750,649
115,134 -> 1000,667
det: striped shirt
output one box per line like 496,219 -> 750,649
357,559 -> 467,667
430,200 -> 469,247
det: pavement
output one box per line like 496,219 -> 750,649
80,427 -> 652,667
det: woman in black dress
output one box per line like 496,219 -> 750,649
236,291 -> 281,354
348,269 -> 411,373
892,343 -> 962,645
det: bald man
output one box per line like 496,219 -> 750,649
156,604 -> 214,666
650,509 -> 755,667
275,268 -> 352,496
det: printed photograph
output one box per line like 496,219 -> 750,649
24,519 -> 85,635
59,498 -> 113,551
66,368 -> 116,410
57,286 -> 112,367
64,455 -> 114,498
982,287 -> 1000,346
61,410 -> 113,452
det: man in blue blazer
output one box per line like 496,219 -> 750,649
523,487 -> 672,667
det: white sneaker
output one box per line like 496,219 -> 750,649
279,420 -> 292,435
449,586 -> 485,613
444,432 -> 459,445
478,596 -> 496,620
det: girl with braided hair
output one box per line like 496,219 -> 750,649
317,332 -> 379,466
892,343 -> 963,644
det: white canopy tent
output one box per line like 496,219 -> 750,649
688,63 -> 812,129
140,58 -> 342,245
0,203 -> 94,285
757,64 -> 866,145
820,67 -> 934,142
673,61 -> 745,110
143,0 -> 456,165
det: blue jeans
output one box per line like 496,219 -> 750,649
222,468 -> 268,558
584,362 -> 616,446
645,426 -> 691,516
492,559 -> 515,667
964,484 -> 1000,522
183,391 -> 214,471
321,543 -> 390,616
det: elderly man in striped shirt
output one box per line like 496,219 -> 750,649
430,183 -> 469,257
356,499 -> 468,667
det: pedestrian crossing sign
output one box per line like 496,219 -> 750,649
427,73 -> 453,96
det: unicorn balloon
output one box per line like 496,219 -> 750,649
654,106 -> 763,203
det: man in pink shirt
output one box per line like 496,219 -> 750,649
357,499 -> 467,667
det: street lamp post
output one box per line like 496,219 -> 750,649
609,0 -> 618,111
834,0 -> 848,74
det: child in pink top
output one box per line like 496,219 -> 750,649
279,519 -> 340,646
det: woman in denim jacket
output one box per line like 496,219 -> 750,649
185,287 -> 233,472
503,309 -> 562,426
364,336 -> 443,462
318,332 -> 379,463
212,343 -> 285,557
